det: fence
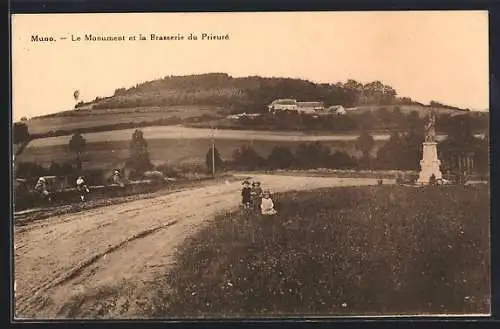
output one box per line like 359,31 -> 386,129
14,179 -> 175,212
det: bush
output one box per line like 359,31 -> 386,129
429,174 -> 437,185
329,151 -> 358,169
155,163 -> 181,178
69,168 -> 105,186
295,142 -> 332,169
140,171 -> 166,182
231,145 -> 266,170
177,162 -> 207,174
267,146 -> 295,169
15,162 -> 49,183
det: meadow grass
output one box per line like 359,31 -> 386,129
152,185 -> 490,317
18,138 -> 383,171
25,106 -> 222,134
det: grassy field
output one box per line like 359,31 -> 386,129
22,103 -> 479,136
18,137 -> 385,171
151,185 -> 490,317
26,126 -> 400,148
25,105 -> 224,135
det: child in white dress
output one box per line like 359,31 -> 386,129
260,189 -> 277,216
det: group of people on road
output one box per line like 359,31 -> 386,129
241,180 -> 277,216
34,175 -> 91,203
33,169 -> 126,204
33,172 -> 278,215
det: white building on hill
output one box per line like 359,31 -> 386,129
268,99 -> 298,111
268,99 -> 325,114
297,101 -> 325,113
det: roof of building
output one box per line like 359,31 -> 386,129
270,99 -> 297,105
297,101 -> 324,108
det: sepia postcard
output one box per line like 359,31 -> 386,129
11,11 -> 490,320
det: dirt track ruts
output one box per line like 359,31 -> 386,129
14,174 -> 392,319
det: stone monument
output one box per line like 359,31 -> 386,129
417,108 -> 442,185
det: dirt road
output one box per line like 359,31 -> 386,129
14,174 -> 392,319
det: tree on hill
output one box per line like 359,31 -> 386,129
354,111 -> 376,131
231,145 -> 266,170
375,132 -> 404,169
355,128 -> 375,169
474,136 -> 489,180
88,73 -> 414,111
406,110 -> 424,132
345,79 -> 363,91
438,114 -> 488,178
401,122 -> 425,170
430,100 -> 465,111
267,146 -> 296,169
126,129 -> 153,179
68,132 -> 86,170
13,122 -> 30,145
295,142 -> 332,169
441,115 -> 475,145
205,146 -> 224,175
15,162 -> 48,181
330,150 -> 358,169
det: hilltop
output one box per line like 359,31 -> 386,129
21,73 -> 486,137
69,73 -> 473,113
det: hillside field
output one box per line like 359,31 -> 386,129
18,136 -> 383,171
18,121 -> 485,173
25,105 -> 225,135
23,103 -> 470,136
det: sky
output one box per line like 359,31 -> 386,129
11,11 -> 489,121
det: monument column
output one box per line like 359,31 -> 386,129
417,108 -> 442,185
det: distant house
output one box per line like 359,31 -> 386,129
268,99 -> 324,114
327,105 -> 346,116
296,101 -> 325,113
268,99 -> 298,112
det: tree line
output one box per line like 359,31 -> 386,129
206,119 -> 488,177
221,109 -> 488,135
14,112 -> 489,187
17,107 -> 489,146
14,128 -> 157,186
77,73 -> 442,111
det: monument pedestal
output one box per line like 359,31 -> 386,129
417,142 -> 442,185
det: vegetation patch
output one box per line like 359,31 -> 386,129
152,185 -> 490,317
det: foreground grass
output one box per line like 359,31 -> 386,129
153,185 -> 490,317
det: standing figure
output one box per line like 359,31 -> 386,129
251,181 -> 263,211
241,180 -> 252,210
260,189 -> 277,216
76,176 -> 90,202
424,108 -> 437,142
113,169 -> 124,187
34,176 -> 51,203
